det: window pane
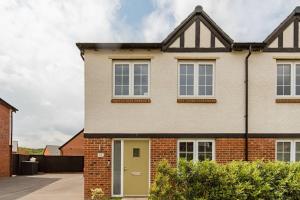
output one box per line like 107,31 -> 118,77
115,65 -> 123,75
277,153 -> 283,161
206,76 -> 213,85
114,64 -> 129,96
122,86 -> 129,95
284,153 -> 291,162
198,142 -> 213,161
180,64 -> 194,96
206,86 -> 213,95
115,86 -> 122,95
199,86 -> 205,95
179,153 -> 186,159
199,76 -> 205,85
277,64 -> 291,96
296,65 -> 300,75
187,142 -> 194,152
284,86 -> 291,95
277,86 -> 284,96
187,86 -> 194,95
134,64 -> 148,96
296,153 -> 300,161
284,142 -> 291,152
180,142 -> 186,151
297,86 -> 300,95
198,154 -> 205,161
296,142 -> 300,152
113,141 -> 121,195
206,65 -> 213,75
199,66 -> 205,74
187,153 -> 194,161
277,142 -> 291,162
277,142 -> 283,152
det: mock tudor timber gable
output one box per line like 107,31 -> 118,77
162,6 -> 232,52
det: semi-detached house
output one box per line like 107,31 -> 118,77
77,6 -> 300,198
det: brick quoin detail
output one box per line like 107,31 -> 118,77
248,138 -> 275,161
84,138 -> 112,199
0,105 -> 11,177
151,138 -> 177,183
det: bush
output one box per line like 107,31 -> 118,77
149,160 -> 300,200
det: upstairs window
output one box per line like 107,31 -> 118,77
113,61 -> 150,97
179,62 -> 214,97
277,62 -> 300,96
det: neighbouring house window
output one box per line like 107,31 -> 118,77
277,62 -> 300,96
179,62 -> 214,97
113,61 -> 150,97
276,140 -> 300,162
178,140 -> 215,162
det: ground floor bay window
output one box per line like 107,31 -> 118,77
177,140 -> 215,162
276,140 -> 300,162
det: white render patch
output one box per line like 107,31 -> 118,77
200,22 -> 211,48
169,37 -> 180,48
283,23 -> 294,48
184,22 -> 195,48
269,38 -> 278,48
215,37 -> 225,48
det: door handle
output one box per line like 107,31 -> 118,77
124,167 -> 128,171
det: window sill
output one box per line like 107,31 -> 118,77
111,98 -> 151,103
276,99 -> 300,103
177,98 -> 217,103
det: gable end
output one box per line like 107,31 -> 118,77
162,6 -> 233,52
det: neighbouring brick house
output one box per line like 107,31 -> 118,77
59,129 -> 84,156
77,6 -> 300,198
43,145 -> 61,156
0,98 -> 17,177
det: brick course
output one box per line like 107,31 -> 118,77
216,138 -> 245,163
0,104 -> 11,177
248,138 -> 275,161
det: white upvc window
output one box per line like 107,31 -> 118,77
276,140 -> 300,162
178,62 -> 215,97
277,62 -> 300,96
177,139 -> 215,162
113,61 -> 150,97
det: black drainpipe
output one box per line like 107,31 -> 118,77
245,45 -> 252,161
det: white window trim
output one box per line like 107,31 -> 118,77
177,139 -> 215,162
276,61 -> 300,97
112,61 -> 150,98
177,61 -> 215,98
276,139 -> 300,162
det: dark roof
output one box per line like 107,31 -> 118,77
0,98 -> 18,112
264,6 -> 300,45
232,43 -> 266,51
59,129 -> 84,150
76,43 -> 161,50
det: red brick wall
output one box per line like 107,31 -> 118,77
0,105 -> 11,177
216,138 -> 245,163
248,138 -> 275,161
61,132 -> 84,156
84,138 -> 112,199
150,138 -> 177,182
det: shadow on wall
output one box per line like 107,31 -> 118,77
0,176 -> 60,200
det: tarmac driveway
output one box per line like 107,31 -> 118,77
0,173 -> 83,200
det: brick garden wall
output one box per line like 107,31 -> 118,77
0,105 -> 11,177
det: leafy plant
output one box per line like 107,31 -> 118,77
150,160 -> 300,200
90,188 -> 104,200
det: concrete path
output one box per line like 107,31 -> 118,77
0,173 -> 83,200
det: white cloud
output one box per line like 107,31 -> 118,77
142,0 -> 300,42
0,0 -> 127,148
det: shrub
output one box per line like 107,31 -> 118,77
90,188 -> 104,200
149,160 -> 300,200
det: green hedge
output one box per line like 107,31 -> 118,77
149,160 -> 300,200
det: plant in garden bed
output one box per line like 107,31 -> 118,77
149,159 -> 300,200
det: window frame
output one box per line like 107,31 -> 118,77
275,140 -> 300,162
177,139 -> 215,162
112,60 -> 150,98
276,61 -> 300,97
177,61 -> 215,98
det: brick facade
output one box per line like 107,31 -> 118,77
0,104 -> 11,177
150,138 -> 177,182
84,138 -> 112,199
60,130 -> 84,156
84,137 -> 276,199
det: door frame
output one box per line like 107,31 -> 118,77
111,138 -> 151,197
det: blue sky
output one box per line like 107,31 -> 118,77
0,0 -> 299,148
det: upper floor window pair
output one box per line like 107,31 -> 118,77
113,61 -> 214,98
277,62 -> 300,96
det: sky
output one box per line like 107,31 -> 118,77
0,0 -> 299,148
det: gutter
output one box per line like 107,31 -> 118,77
245,45 -> 252,161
